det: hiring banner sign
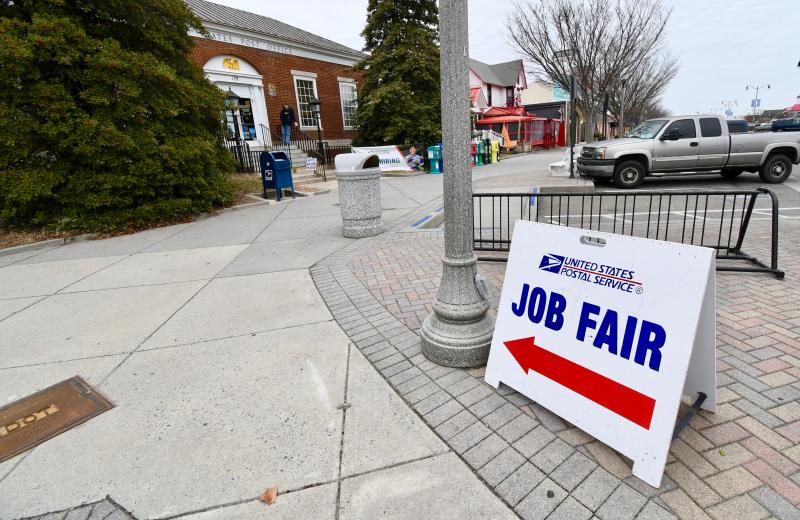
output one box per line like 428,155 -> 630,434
485,221 -> 716,487
351,145 -> 412,172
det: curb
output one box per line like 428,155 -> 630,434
215,195 -> 272,214
402,206 -> 445,232
0,233 -> 98,258
293,187 -> 331,198
382,171 -> 427,178
0,184 -> 336,256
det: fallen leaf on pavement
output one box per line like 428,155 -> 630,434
260,487 -> 278,505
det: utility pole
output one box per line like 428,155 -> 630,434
746,83 -> 770,123
420,0 -> 494,367
619,80 -> 626,138
569,75 -> 576,178
602,93 -> 608,140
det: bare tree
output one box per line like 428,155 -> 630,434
608,53 -> 678,130
508,0 -> 675,142
642,103 -> 671,120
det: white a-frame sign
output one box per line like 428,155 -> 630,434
485,221 -> 716,487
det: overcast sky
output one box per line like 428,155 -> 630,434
213,0 -> 800,117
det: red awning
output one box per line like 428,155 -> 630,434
470,87 -> 481,104
482,106 -> 529,117
476,115 -> 539,125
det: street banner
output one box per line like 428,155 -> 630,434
352,145 -> 412,172
485,221 -> 716,486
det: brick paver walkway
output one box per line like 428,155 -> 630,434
311,181 -> 800,520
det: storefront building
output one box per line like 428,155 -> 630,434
468,58 -> 527,110
186,0 -> 364,149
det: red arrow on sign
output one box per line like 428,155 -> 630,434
504,337 -> 656,430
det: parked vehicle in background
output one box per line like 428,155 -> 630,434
727,119 -> 749,134
755,122 -> 773,132
772,118 -> 800,132
577,115 -> 800,188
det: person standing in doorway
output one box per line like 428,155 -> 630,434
279,104 -> 296,144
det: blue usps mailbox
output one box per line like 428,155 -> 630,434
260,151 -> 295,201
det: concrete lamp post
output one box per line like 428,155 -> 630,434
420,0 -> 495,368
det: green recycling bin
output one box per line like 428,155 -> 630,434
476,141 -> 484,166
427,145 -> 442,174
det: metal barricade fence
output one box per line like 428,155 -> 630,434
473,188 -> 784,278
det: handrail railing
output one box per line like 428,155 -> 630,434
257,124 -> 353,180
286,125 -> 352,169
472,188 -> 784,278
263,125 -> 326,181
260,124 -> 291,162
477,129 -> 505,147
259,123 -> 272,149
289,125 -> 325,161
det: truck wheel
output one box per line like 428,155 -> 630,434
759,154 -> 792,184
721,168 -> 743,178
613,161 -> 645,189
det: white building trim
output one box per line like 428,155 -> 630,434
291,70 -> 317,78
204,55 -> 270,148
292,73 -> 321,130
338,81 -> 357,130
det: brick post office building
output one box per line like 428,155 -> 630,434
186,0 -> 364,149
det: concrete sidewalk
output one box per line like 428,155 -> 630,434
0,164 -> 531,519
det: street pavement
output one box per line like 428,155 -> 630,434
2,150 -> 799,519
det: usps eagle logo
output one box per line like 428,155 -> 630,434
538,254 -> 565,273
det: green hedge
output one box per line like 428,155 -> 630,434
0,0 -> 236,232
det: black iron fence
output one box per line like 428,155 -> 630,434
223,139 -> 260,173
322,143 -> 353,165
263,128 -> 292,159
473,188 -> 784,278
260,124 -> 354,180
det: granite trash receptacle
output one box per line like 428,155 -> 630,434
334,153 -> 384,238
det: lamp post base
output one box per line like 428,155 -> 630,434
420,256 -> 495,368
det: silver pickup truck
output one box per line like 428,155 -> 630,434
576,115 -> 800,188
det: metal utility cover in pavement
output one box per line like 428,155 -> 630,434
0,376 -> 114,463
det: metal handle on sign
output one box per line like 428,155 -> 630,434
579,235 -> 606,247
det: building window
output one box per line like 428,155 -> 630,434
487,87 -> 492,106
506,87 -> 515,107
339,81 -> 357,129
294,77 -> 319,128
